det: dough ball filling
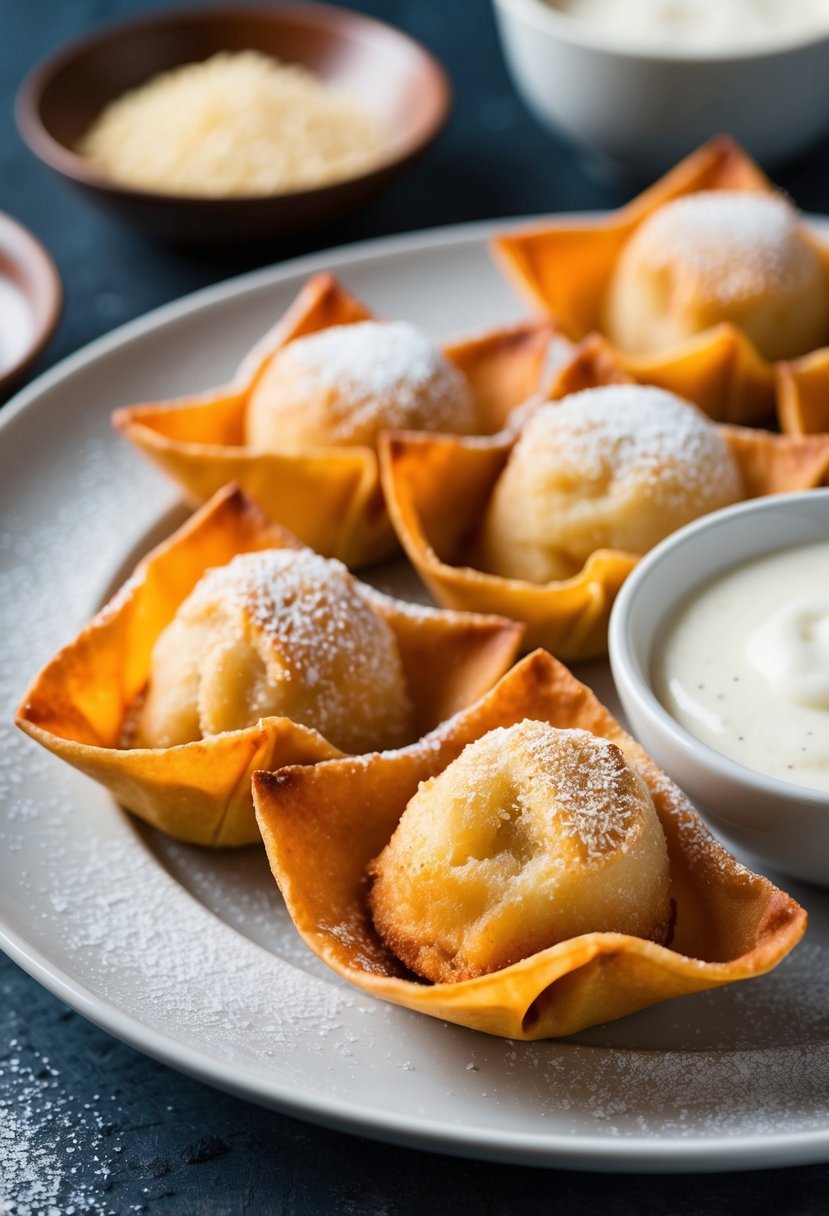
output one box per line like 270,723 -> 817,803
135,548 -> 412,753
245,319 -> 477,452
369,720 -> 671,983
477,384 -> 743,583
603,190 -> 829,361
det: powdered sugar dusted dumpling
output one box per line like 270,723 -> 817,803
477,385 -> 743,583
603,191 -> 829,361
368,719 -> 671,983
245,319 -> 477,451
135,548 -> 412,753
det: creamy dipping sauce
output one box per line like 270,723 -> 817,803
548,0 -> 829,52
655,541 -> 829,792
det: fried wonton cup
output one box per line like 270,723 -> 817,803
253,650 -> 806,1040
113,273 -> 552,568
15,486 -> 523,847
493,136 -> 829,426
380,337 -> 829,660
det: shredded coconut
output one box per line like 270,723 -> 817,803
77,51 -> 384,197
522,723 -> 642,858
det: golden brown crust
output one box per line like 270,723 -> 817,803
133,548 -> 414,754
252,649 -> 807,1040
368,721 -> 671,983
777,349 -> 829,435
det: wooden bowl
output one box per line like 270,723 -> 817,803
16,3 -> 451,244
0,211 -> 61,396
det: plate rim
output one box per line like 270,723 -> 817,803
5,913 -> 829,1173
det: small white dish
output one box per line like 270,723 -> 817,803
609,490 -> 829,889
491,0 -> 829,176
0,210 -> 60,394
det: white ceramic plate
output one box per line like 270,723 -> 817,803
3,220 -> 829,1173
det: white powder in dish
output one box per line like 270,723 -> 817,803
0,277 -> 33,375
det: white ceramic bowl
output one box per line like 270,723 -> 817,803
609,490 -> 829,888
492,0 -> 829,176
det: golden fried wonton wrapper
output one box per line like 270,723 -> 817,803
379,337 -> 829,660
253,650 -> 806,1040
493,136 -> 829,426
776,350 -> 829,436
15,486 -> 523,847
113,273 -> 553,568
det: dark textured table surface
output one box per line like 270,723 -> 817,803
4,2 -> 829,1212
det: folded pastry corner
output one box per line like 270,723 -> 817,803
15,484 -> 523,847
776,349 -> 829,436
113,272 -> 553,568
253,649 -> 807,1040
492,136 -> 829,426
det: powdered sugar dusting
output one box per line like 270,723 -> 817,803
632,191 -> 819,305
44,835 -> 354,1056
522,723 -> 644,860
0,1042 -> 117,1216
640,758 -> 756,885
459,721 -> 646,862
174,548 -> 411,748
260,319 -> 476,438
198,549 -> 384,664
525,385 -> 742,508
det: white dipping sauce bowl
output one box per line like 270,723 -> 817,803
491,0 -> 829,176
609,490 -> 829,888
